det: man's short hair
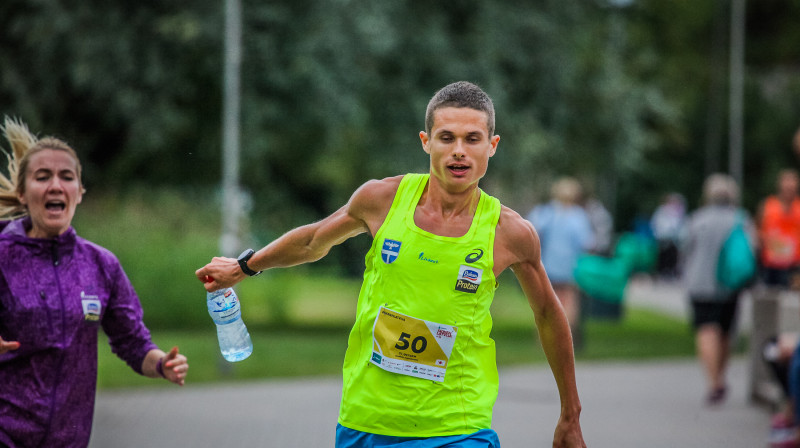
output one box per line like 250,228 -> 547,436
425,81 -> 495,136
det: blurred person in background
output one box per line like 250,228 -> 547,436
681,173 -> 754,406
582,192 -> 613,257
792,126 -> 800,162
527,177 -> 594,336
197,81 -> 586,448
763,130 -> 800,448
650,192 -> 687,280
757,169 -> 800,289
0,118 -> 188,448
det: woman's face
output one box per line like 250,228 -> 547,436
18,149 -> 83,238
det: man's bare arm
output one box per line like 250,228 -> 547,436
495,207 -> 586,447
196,176 -> 402,291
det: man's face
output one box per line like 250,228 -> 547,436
419,107 -> 499,193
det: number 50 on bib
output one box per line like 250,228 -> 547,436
371,306 -> 458,382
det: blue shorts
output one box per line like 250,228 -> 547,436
335,424 -> 501,448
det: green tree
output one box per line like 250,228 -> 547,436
3,0 -> 800,246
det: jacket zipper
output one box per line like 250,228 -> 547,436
40,240 -> 66,447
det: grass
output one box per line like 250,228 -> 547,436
97,305 -> 699,389
98,327 -> 352,388
70,187 -> 701,389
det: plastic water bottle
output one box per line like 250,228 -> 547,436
207,287 -> 253,362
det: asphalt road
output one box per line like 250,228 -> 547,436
90,280 -> 774,447
89,357 -> 771,448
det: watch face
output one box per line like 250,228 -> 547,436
238,249 -> 259,276
238,249 -> 254,262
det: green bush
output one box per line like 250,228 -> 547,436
76,190 -> 700,389
73,186 -> 366,330
97,307 -> 698,389
73,186 -> 220,330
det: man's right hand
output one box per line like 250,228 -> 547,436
195,256 -> 246,292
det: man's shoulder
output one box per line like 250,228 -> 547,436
347,176 -> 406,230
368,174 -> 405,189
493,205 -> 540,272
497,205 -> 536,242
353,175 -> 404,203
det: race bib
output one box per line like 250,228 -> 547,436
371,306 -> 457,382
765,233 -> 797,266
81,292 -> 102,322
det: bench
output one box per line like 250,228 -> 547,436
748,285 -> 800,407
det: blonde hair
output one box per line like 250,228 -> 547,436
0,117 -> 84,219
702,173 -> 739,206
550,177 -> 583,205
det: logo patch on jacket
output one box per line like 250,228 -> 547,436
381,239 -> 402,264
455,265 -> 482,293
81,291 -> 101,322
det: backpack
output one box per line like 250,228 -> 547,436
716,213 -> 756,290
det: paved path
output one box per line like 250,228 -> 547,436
90,280 -> 776,447
624,276 -> 754,331
89,358 -> 771,448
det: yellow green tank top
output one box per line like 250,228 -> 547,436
338,173 -> 502,437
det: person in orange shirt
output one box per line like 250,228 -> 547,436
757,169 -> 800,287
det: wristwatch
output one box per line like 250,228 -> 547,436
237,248 -> 262,276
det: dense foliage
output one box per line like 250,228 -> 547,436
3,0 -> 800,248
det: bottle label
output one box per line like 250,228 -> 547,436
209,289 -> 241,324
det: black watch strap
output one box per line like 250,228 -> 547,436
237,249 -> 262,276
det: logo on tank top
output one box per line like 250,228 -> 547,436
455,265 -> 483,293
381,239 -> 402,264
465,248 -> 484,263
418,252 -> 439,264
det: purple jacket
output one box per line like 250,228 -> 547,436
0,218 -> 157,448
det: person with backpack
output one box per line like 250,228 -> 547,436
681,173 -> 755,406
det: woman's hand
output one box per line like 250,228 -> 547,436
144,347 -> 188,386
159,346 -> 188,386
0,335 -> 20,355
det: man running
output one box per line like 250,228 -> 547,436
197,81 -> 586,447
